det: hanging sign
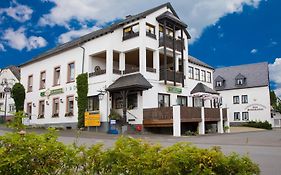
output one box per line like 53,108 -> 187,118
167,86 -> 182,94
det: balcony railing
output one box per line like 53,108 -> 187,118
204,108 -> 220,122
89,69 -> 106,77
124,67 -> 139,74
180,106 -> 202,122
146,67 -> 156,73
123,32 -> 139,41
159,35 -> 184,52
160,69 -> 183,83
113,69 -> 122,75
143,107 -> 173,120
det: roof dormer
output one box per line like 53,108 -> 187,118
214,76 -> 225,87
235,73 -> 246,86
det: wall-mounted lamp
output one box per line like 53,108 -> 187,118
60,99 -> 64,103
33,103 -> 36,107
75,96 -> 78,101
46,101 -> 49,105
98,90 -> 106,100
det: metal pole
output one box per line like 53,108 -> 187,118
4,92 -> 7,122
79,45 -> 85,73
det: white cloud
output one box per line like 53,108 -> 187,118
269,58 -> 281,97
38,0 -> 262,43
0,0 -> 33,22
2,27 -> 47,51
0,43 -> 6,52
58,26 -> 100,44
250,48 -> 258,54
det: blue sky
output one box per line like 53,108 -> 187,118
0,0 -> 281,95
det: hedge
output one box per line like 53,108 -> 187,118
0,130 -> 260,175
244,120 -> 272,130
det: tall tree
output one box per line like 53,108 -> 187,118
11,83 -> 25,112
76,73 -> 88,128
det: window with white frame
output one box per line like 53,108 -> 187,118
241,95 -> 248,104
193,97 -> 203,107
40,71 -> 46,89
177,96 -> 187,106
27,102 -> 32,119
234,112 -> 240,121
88,95 -> 99,111
201,70 -> 206,82
146,23 -> 156,38
207,71 -> 211,83
188,66 -> 194,79
195,68 -> 200,80
242,112 -> 249,121
9,104 -> 15,112
233,96 -> 239,104
216,81 -> 222,87
236,79 -> 244,85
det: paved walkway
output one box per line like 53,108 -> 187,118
230,126 -> 265,133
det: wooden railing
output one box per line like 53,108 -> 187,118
180,106 -> 202,122
159,35 -> 184,52
204,108 -> 220,122
143,107 -> 173,120
160,69 -> 183,83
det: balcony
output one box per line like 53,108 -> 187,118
89,69 -> 106,77
180,106 -> 202,122
204,108 -> 221,122
159,35 -> 184,52
143,107 -> 173,127
159,69 -> 183,83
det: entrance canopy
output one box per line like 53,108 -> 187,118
106,73 -> 153,93
191,83 -> 219,100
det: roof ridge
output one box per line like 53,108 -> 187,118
215,61 -> 268,70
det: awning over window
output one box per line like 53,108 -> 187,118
106,73 -> 153,93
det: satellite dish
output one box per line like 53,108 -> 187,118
94,66 -> 101,72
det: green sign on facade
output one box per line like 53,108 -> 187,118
40,88 -> 64,97
167,86 -> 182,94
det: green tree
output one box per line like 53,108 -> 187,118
76,73 -> 88,128
11,83 -> 25,112
270,90 -> 281,113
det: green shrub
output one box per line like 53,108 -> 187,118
7,111 -> 26,131
11,83 -> 25,112
244,120 -> 272,130
76,73 -> 88,128
0,131 -> 260,175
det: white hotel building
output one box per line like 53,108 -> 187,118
20,3 -> 227,134
214,62 -> 274,126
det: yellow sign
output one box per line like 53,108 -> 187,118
84,112 -> 101,127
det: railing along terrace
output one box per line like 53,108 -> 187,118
180,106 -> 202,122
159,35 -> 184,52
204,108 -> 220,121
143,107 -> 173,120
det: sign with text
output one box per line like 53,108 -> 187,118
84,112 -> 101,127
245,104 -> 266,112
167,86 -> 182,94
40,88 -> 64,97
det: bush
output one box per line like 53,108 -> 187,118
11,83 -> 25,112
244,120 -> 272,130
0,131 -> 260,175
76,73 -> 88,128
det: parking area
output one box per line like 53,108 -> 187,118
0,126 -> 280,175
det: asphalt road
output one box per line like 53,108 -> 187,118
1,127 -> 281,175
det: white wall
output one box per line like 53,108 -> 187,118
219,86 -> 271,124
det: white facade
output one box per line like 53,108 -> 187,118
0,67 -> 19,118
20,4 -> 216,129
220,86 -> 272,124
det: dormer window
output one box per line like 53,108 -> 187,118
235,73 -> 246,86
216,81 -> 222,87
236,79 -> 244,85
123,23 -> 139,41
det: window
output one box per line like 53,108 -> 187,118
159,25 -> 174,38
236,79 -> 244,85
146,23 -> 156,38
234,112 -> 240,121
242,95 -> 248,104
193,97 -> 204,107
123,23 -> 139,40
201,70 -> 206,82
158,93 -> 170,107
0,92 -> 4,99
67,63 -> 75,82
9,104 -> 15,112
188,66 -> 194,79
207,71 -> 211,83
27,102 -> 32,119
88,96 -> 99,111
233,96 -> 239,104
216,81 -> 222,87
53,66 -> 61,86
27,75 -> 33,92
38,100 -> 45,118
128,93 -> 138,109
113,94 -> 123,109
52,98 -> 59,117
195,68 -> 200,80
66,96 -> 74,116
40,71 -> 46,89
242,112 -> 249,121
177,96 -> 187,106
